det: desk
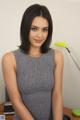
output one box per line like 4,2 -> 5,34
0,103 -> 13,120
63,107 -> 80,120
0,103 -> 80,120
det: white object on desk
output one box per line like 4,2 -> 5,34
0,115 -> 5,120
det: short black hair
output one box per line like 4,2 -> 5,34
19,4 -> 53,54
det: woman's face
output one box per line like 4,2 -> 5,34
29,16 -> 49,49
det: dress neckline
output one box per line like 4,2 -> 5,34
19,48 -> 52,60
27,53 -> 44,59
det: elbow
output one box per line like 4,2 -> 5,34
10,95 -> 22,107
52,91 -> 63,104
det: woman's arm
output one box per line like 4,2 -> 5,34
52,49 -> 64,120
2,52 -> 34,120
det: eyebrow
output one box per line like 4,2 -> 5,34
31,25 -> 49,29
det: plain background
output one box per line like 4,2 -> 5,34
0,0 -> 80,108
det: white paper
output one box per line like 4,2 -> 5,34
0,115 -> 5,120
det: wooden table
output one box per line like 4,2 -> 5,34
0,103 -> 80,120
63,107 -> 80,120
0,103 -> 13,120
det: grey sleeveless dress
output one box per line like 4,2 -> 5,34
12,48 -> 55,120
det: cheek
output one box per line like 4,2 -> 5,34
44,32 -> 48,39
29,32 -> 36,38
29,33 -> 34,41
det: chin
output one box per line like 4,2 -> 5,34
33,43 -> 43,48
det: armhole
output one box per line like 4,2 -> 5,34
10,52 -> 17,73
52,49 -> 56,71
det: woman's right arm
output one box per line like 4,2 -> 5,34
2,52 -> 34,120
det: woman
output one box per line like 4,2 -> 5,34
2,4 -> 64,120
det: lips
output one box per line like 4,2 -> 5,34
35,39 -> 43,43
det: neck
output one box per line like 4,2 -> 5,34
29,47 -> 41,57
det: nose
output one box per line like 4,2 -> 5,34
37,30 -> 43,38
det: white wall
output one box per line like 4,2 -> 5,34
0,0 -> 80,108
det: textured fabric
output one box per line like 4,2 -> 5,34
12,48 -> 55,120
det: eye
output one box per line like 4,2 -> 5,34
43,28 -> 48,32
30,27 -> 38,31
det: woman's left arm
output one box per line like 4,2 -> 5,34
52,49 -> 64,120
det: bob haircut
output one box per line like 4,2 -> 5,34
19,4 -> 53,54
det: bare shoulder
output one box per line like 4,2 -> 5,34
2,52 -> 16,69
54,49 -> 64,64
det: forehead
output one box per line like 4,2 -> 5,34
31,16 -> 49,27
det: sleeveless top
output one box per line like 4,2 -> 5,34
12,48 -> 55,120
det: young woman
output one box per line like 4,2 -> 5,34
2,4 -> 64,120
